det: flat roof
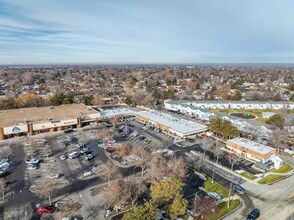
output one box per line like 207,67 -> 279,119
136,110 -> 207,135
165,100 -> 189,105
227,137 -> 275,155
0,104 -> 95,127
100,108 -> 134,118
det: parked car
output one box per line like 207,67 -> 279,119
36,205 -> 56,213
108,140 -> 116,144
60,155 -> 67,160
0,162 -> 10,171
105,147 -> 116,153
70,137 -> 78,143
46,173 -> 60,179
80,148 -> 90,155
62,141 -> 70,146
26,158 -> 41,165
68,151 -> 80,159
27,164 -> 39,170
37,139 -> 48,144
127,123 -> 135,128
138,136 -> 146,141
82,171 -> 92,177
96,139 -> 104,144
64,129 -> 74,134
145,140 -> 151,144
233,184 -> 245,194
0,169 -> 11,177
185,138 -> 195,143
84,153 -> 94,160
247,209 -> 260,220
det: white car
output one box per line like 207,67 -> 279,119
27,164 -> 39,170
84,153 -> 94,160
60,155 -> 67,160
68,151 -> 80,159
108,140 -> 116,144
80,148 -> 89,154
47,173 -> 60,179
82,171 -> 92,177
26,158 -> 40,165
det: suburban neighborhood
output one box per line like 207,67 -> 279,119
1,1 -> 294,220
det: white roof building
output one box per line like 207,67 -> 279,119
100,108 -> 134,118
135,110 -> 207,137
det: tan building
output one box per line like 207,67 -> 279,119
0,104 -> 97,140
226,137 -> 276,162
0,105 -> 136,140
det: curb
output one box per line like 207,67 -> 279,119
217,198 -> 242,220
0,191 -> 14,204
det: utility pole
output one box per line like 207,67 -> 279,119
227,179 -> 233,208
111,77 -> 115,104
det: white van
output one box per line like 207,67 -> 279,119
0,162 -> 10,171
68,151 -> 80,159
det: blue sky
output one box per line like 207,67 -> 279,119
0,0 -> 294,64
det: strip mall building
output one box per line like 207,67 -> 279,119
0,104 -> 134,140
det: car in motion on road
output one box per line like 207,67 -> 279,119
247,208 -> 260,220
36,205 -> 56,213
233,184 -> 245,195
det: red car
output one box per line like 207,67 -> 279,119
36,205 -> 55,213
105,147 -> 116,153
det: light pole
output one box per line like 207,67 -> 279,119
227,178 -> 234,208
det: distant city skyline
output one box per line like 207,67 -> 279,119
1,0 -> 294,65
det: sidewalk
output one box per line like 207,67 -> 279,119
189,151 -> 255,183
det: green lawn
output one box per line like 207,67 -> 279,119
257,175 -> 285,184
204,177 -> 229,198
255,118 -> 268,123
205,199 -> 240,220
270,164 -> 293,173
240,172 -> 257,180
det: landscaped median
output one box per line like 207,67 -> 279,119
257,174 -> 285,184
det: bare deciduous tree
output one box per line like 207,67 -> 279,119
213,141 -> 225,164
116,142 -> 132,165
96,129 -> 113,146
132,146 -> 150,176
33,180 -> 58,205
102,177 -> 146,212
201,138 -> 214,157
189,194 -> 217,219
226,153 -> 241,171
97,160 -> 120,186
270,129 -> 288,152
166,156 -> 187,180
148,154 -> 187,181
0,178 -> 8,200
